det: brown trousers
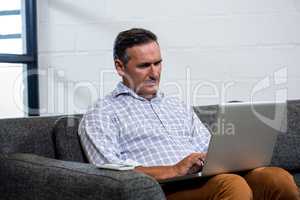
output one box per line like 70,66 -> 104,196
163,167 -> 300,200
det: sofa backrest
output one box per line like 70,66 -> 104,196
53,115 -> 87,163
271,100 -> 300,171
1,100 -> 300,171
195,100 -> 300,171
0,114 -> 86,161
0,116 -> 59,158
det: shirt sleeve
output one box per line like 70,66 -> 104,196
78,101 -> 141,167
189,108 -> 211,153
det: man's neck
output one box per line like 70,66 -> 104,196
142,94 -> 156,101
121,82 -> 157,100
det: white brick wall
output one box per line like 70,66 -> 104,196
37,0 -> 300,115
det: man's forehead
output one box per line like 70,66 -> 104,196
126,42 -> 161,59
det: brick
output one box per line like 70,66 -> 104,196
37,0 -> 49,23
38,23 -> 77,52
152,14 -> 300,48
106,0 -> 296,20
160,79 -> 230,105
46,0 -> 106,24
37,0 -> 300,112
38,52 -> 115,82
288,79 -> 300,100
75,24 -> 115,51
162,49 -> 232,80
220,79 -> 282,103
223,46 -> 297,79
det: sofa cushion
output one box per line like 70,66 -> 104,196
53,115 -> 87,163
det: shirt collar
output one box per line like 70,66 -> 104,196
112,82 -> 164,101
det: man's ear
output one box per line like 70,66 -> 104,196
115,59 -> 126,77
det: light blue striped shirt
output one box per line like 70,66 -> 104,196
79,82 -> 211,167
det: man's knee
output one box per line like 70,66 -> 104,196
214,174 -> 249,188
246,167 -> 293,184
211,174 -> 253,199
245,167 -> 300,200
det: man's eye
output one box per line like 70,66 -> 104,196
154,60 -> 162,66
138,61 -> 161,68
138,64 -> 151,68
154,61 -> 161,66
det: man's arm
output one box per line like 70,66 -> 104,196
79,101 -> 125,165
134,153 -> 206,180
134,165 -> 177,180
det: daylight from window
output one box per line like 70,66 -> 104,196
0,0 -> 26,118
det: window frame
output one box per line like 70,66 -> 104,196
0,0 -> 39,116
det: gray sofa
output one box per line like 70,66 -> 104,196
1,100 -> 300,200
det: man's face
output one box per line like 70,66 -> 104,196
115,41 -> 162,99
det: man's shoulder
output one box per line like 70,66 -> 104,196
85,93 -> 116,115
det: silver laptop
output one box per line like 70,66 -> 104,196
159,102 -> 286,184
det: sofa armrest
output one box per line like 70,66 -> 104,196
0,153 -> 165,200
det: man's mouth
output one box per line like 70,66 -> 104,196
144,79 -> 157,86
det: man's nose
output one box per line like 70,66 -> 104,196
149,64 -> 160,77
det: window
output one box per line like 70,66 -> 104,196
0,0 -> 38,118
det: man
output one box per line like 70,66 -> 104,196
79,28 -> 300,199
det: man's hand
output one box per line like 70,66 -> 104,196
134,152 -> 206,180
173,153 -> 206,177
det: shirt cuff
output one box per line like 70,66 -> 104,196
120,159 -> 142,168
